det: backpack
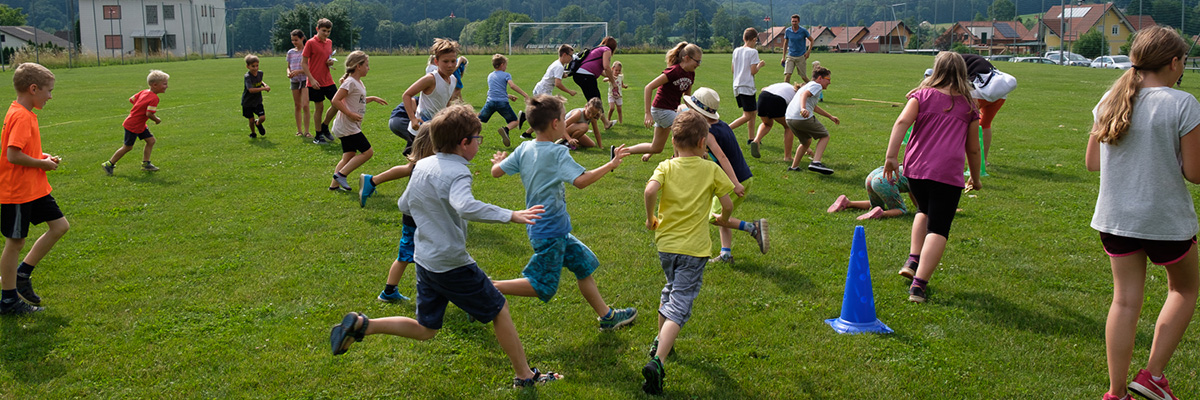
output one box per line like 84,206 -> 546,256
970,69 -> 1017,102
565,47 -> 595,77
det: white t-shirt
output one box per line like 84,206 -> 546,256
762,82 -> 797,101
332,77 -> 367,137
1091,87 -> 1200,240
534,60 -> 566,96
731,46 -> 761,96
785,81 -> 823,120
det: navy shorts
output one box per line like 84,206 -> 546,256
242,104 -> 265,119
308,84 -> 337,103
908,178 -> 962,239
757,91 -> 788,119
338,132 -> 372,153
735,94 -> 757,112
1100,232 -> 1197,265
123,128 -> 153,147
414,263 -> 507,330
1,194 -> 64,239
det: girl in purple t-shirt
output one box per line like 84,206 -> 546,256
882,51 -> 982,304
628,42 -> 702,162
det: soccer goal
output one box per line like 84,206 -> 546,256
508,22 -> 609,55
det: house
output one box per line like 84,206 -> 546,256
810,26 -> 868,51
759,25 -> 820,51
861,20 -> 912,53
0,26 -> 72,51
937,21 -> 1038,54
1039,3 -> 1135,56
1126,15 -> 1157,31
79,0 -> 227,58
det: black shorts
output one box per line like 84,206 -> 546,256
757,92 -> 788,119
242,104 -> 265,119
908,178 -> 962,239
308,84 -> 337,103
736,94 -> 757,112
1,194 -> 64,239
338,132 -> 372,153
414,263 -> 507,330
123,128 -> 153,146
1100,232 -> 1197,265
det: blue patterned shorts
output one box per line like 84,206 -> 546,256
522,234 -> 600,302
396,224 -> 416,263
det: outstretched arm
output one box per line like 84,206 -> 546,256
884,98 -> 919,183
644,180 -> 661,230
574,145 -> 630,188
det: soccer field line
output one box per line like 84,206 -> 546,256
40,99 -> 223,128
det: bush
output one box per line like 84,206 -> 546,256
1075,28 -> 1108,59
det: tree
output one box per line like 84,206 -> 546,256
1076,28 -> 1109,59
673,10 -> 712,47
1120,32 -> 1134,55
0,5 -> 26,26
462,10 -> 532,47
988,0 -> 1016,21
270,3 -> 361,53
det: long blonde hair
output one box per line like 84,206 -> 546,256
407,125 -> 436,162
1092,26 -> 1189,144
666,42 -> 702,66
909,51 -> 977,114
340,50 -> 368,83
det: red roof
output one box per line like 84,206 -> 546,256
861,20 -> 912,43
1126,15 -> 1157,31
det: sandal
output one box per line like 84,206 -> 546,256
512,368 -> 562,388
329,312 -> 370,355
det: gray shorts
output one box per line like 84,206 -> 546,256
657,252 -> 708,326
784,55 -> 809,79
650,107 -> 677,128
785,118 -> 829,142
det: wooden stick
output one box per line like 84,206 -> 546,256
850,98 -> 902,106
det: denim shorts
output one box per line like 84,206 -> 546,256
414,263 -> 507,330
522,234 -> 600,302
478,100 -> 518,123
657,252 -> 708,326
650,107 -> 677,128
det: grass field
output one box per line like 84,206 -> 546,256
0,52 -> 1197,398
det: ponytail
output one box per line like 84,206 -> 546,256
665,42 -> 702,66
341,50 -> 369,84
1092,26 -> 1188,144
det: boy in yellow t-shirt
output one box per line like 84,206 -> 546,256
1,63 -> 69,316
640,109 -> 734,395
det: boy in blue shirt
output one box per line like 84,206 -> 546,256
489,95 -> 637,330
479,54 -> 529,147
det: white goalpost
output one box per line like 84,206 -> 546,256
508,22 -> 609,55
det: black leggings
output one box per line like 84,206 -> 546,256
908,178 -> 962,238
572,73 -> 602,101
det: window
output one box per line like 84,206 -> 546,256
103,5 -> 121,19
163,5 -> 175,20
146,5 -> 158,24
201,5 -> 206,17
1112,24 -> 1119,35
105,35 -> 122,49
209,5 -> 215,16
163,34 -> 176,49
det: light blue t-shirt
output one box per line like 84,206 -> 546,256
487,70 -> 512,102
498,141 -> 588,239
784,26 -> 811,57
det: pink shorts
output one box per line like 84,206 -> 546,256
1099,232 -> 1197,265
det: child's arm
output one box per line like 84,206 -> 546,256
1085,125 -> 1101,172
574,145 -> 629,188
365,96 -> 388,105
554,78 -> 577,96
6,147 -> 57,171
797,91 -> 813,118
643,74 -> 669,128
147,109 -> 161,124
331,88 -> 359,122
715,194 -> 734,224
490,151 -> 509,178
301,55 -> 319,88
448,175 -> 545,225
965,119 -> 982,190
1182,124 -> 1200,183
507,79 -> 529,99
590,118 -> 602,147
813,105 -> 839,125
403,75 -> 435,130
706,134 -> 745,197
883,98 -> 920,183
750,59 -> 766,75
644,180 -> 661,230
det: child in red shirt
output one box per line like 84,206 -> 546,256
102,70 -> 169,175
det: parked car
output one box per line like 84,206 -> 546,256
1044,51 -> 1091,66
984,55 -> 1015,62
1090,55 -> 1133,70
1012,57 -> 1057,64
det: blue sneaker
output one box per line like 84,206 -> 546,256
598,307 -> 637,331
377,289 -> 409,303
359,174 -> 376,208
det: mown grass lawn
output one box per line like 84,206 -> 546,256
0,51 -> 1197,398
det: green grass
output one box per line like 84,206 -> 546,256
0,53 -> 1197,398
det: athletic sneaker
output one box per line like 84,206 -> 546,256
334,174 -> 351,191
750,141 -> 761,158
256,123 -> 266,136
0,300 -> 43,315
521,131 -> 534,139
709,253 -> 734,265
313,136 -> 329,145
101,161 -> 114,176
377,289 -> 410,303
498,127 -> 511,147
808,161 -> 834,175
1129,369 -> 1178,400
787,166 -> 803,172
898,259 -> 918,279
250,131 -> 257,138
329,186 -> 350,192
908,285 -> 927,303
751,219 -> 769,254
517,110 -> 526,130
142,161 -> 159,171
359,174 -> 376,208
642,356 -> 665,395
15,278 -> 40,305
598,307 -> 637,330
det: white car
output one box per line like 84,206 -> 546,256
1044,51 -> 1091,66
1090,55 -> 1133,70
1012,57 -> 1056,64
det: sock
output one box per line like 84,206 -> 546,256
911,277 -> 928,289
503,126 -> 510,133
335,172 -> 346,179
720,247 -> 732,256
1152,374 -> 1164,381
908,254 -> 920,264
603,308 -> 613,319
321,123 -> 329,133
1,289 -> 16,304
369,176 -> 378,186
16,262 -> 34,279
384,284 -> 397,294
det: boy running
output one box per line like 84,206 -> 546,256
102,70 -> 169,175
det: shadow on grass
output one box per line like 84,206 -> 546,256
116,170 -> 178,186
940,289 -> 1133,341
670,353 -> 756,398
729,261 -> 815,294
0,313 -> 70,384
990,164 -> 1083,183
248,138 -> 277,149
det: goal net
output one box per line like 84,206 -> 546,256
508,22 -> 609,55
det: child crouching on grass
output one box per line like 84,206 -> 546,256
328,51 -> 387,192
558,97 -> 605,149
826,166 -> 914,220
330,104 -> 562,388
641,109 -> 734,395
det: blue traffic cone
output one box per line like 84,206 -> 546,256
826,226 -> 893,334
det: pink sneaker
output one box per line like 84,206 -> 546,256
857,207 -> 886,220
827,195 -> 849,213
1129,369 -> 1178,400
1103,393 -> 1132,400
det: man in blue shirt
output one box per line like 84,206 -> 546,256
780,14 -> 812,84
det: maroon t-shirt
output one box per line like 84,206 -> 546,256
651,64 -> 695,110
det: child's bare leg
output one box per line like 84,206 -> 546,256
575,133 -> 596,148
492,303 -> 536,379
337,149 -> 374,176
1146,245 -> 1200,375
1,238 -> 25,290
719,226 -> 734,249
846,200 -> 872,211
910,213 -> 928,255
576,276 -> 611,317
912,233 -> 947,282
257,115 -> 267,126
616,105 -> 623,123
654,320 -> 682,362
493,278 -> 538,297
385,261 -> 408,286
322,105 -> 338,127
142,137 -> 156,162
608,102 -> 616,120
566,123 -> 589,140
789,138 -> 812,169
312,101 -> 325,132
248,118 -> 256,133
22,218 -> 68,267
629,127 -> 670,161
730,111 -> 756,141
783,125 -> 795,161
109,145 -> 133,164
811,136 -> 830,162
331,153 -> 353,187
1106,253 -> 1147,397
361,315 -> 437,340
370,164 -> 414,186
